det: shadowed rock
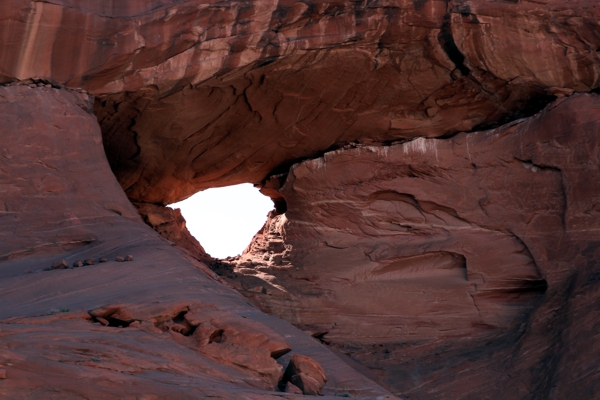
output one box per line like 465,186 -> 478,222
51,260 -> 68,270
0,0 -> 599,397
0,86 -> 391,398
284,354 -> 327,396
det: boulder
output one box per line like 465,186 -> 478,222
284,354 -> 327,396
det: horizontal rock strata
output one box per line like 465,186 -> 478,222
1,0 -> 599,203
226,94 -> 600,398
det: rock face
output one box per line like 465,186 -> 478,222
133,201 -> 212,263
1,0 -> 600,399
229,94 -> 600,398
0,86 -> 392,398
1,0 -> 600,203
0,85 -> 137,260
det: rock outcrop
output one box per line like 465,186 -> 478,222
1,0 -> 600,398
283,354 -> 328,395
133,201 -> 213,264
1,0 -> 599,203
0,86 -> 392,398
226,93 -> 600,398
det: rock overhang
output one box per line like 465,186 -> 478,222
1,0 -> 600,398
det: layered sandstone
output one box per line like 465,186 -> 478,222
0,86 -> 393,398
1,0 -> 599,203
228,94 -> 600,398
0,0 -> 599,398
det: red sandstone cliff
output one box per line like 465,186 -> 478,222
0,85 -> 391,398
0,0 -> 599,398
2,0 -> 599,204
231,94 -> 600,398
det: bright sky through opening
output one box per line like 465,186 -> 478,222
169,183 -> 274,259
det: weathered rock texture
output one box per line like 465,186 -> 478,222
283,354 -> 328,395
1,0 -> 600,398
133,201 -> 213,264
230,94 -> 600,398
0,86 -> 393,398
1,0 -> 600,203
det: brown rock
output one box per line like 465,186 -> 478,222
201,343 -> 284,390
284,354 -> 327,396
191,321 -> 224,346
51,259 -> 68,270
84,258 -> 94,265
131,304 -> 188,324
0,86 -> 384,398
90,302 -> 189,325
228,94 -> 600,397
93,0 -> 600,205
0,0 -> 598,397
98,258 -> 107,263
170,323 -> 192,336
88,305 -> 120,319
124,255 -> 133,261
0,0 -> 595,203
284,381 -> 303,394
246,286 -> 266,294
187,309 -> 291,359
133,202 -> 211,263
72,261 -> 83,268
115,257 -> 124,262
0,368 -> 6,379
426,107 -> 439,117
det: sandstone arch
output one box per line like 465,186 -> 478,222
1,0 -> 600,398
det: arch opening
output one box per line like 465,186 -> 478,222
169,183 -> 274,259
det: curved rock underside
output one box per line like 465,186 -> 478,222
0,86 -> 391,399
0,0 -> 599,398
2,0 -> 600,204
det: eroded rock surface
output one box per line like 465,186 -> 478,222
1,0 -> 600,398
1,0 -> 600,203
283,354 -> 328,396
0,86 -> 393,398
133,201 -> 212,263
225,94 -> 600,398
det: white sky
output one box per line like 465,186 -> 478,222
169,183 -> 274,259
